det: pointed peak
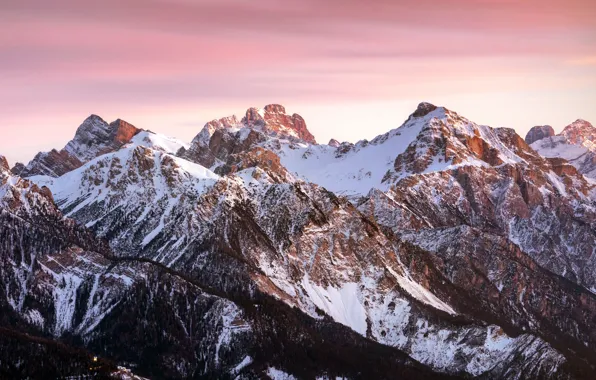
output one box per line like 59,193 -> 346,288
0,154 -> 9,173
244,107 -> 266,125
192,115 -> 242,147
66,115 -> 141,162
204,115 -> 241,130
263,104 -> 286,114
565,119 -> 594,130
75,114 -> 110,135
82,114 -> 108,125
241,104 -> 316,144
328,138 -> 341,148
109,119 -> 142,145
412,102 -> 438,118
561,119 -> 596,146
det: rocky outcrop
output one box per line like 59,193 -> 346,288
10,162 -> 25,176
64,115 -> 142,162
525,125 -> 555,144
412,102 -> 438,118
529,119 -> 596,179
0,159 -> 455,380
237,104 -> 316,144
18,115 -> 141,178
180,104 -> 317,171
0,155 -> 9,173
7,102 -> 596,379
328,138 -> 341,147
560,119 -> 596,147
19,149 -> 84,178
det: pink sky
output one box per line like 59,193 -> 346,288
1,0 -> 595,165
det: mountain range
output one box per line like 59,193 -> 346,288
1,102 -> 595,379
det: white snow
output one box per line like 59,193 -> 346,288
232,356 -> 252,374
130,131 -> 189,154
546,171 -> 568,197
24,309 -> 45,328
385,265 -> 456,315
266,367 -> 297,380
274,109 -> 439,197
531,135 -> 596,181
531,136 -> 588,161
30,133 -> 219,220
301,275 -> 367,335
211,302 -> 251,366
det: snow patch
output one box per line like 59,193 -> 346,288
301,275 -> 367,335
385,265 -> 456,315
266,367 -> 297,380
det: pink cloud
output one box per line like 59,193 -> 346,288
0,0 -> 595,164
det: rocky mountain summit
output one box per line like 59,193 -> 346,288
525,125 -> 555,145
1,103 -> 596,379
528,119 -> 596,179
12,115 -> 141,178
560,120 -> 596,148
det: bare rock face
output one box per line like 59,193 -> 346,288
392,107 -> 508,176
525,125 -> 555,145
0,137 -> 459,380
243,104 -> 317,144
181,104 -> 317,166
412,102 -> 437,118
0,155 -> 9,173
328,138 -> 341,147
64,115 -> 142,162
560,119 -> 596,146
6,102 -> 596,379
19,149 -> 84,178
10,162 -> 25,176
18,115 -> 141,178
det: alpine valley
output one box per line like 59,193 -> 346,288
1,103 -> 595,379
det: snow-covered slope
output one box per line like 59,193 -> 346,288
530,120 -> 596,180
5,102 -> 596,379
271,114 -> 423,196
31,131 -> 219,261
1,157 -> 459,380
184,102 -> 532,198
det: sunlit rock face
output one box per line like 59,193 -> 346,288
16,115 -> 141,178
2,103 -> 596,379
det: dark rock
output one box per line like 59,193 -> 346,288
412,102 -> 438,118
525,125 -> 555,145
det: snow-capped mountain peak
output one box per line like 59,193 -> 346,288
128,130 -> 190,155
181,102 -> 541,198
560,119 -> 596,148
529,118 -> 596,180
189,104 -> 316,150
64,115 -> 142,162
0,154 -> 9,174
31,129 -> 219,260
15,114 -> 143,178
4,102 -> 596,379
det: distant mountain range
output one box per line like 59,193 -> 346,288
1,102 -> 595,379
